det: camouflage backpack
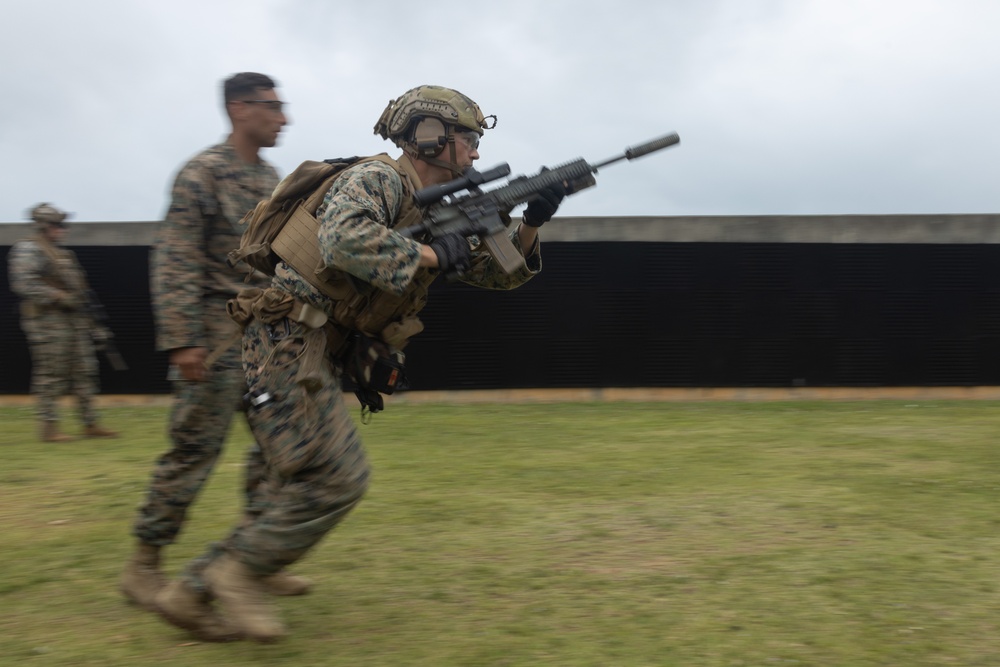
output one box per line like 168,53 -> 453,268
226,156 -> 362,277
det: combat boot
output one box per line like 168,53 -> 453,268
203,554 -> 287,642
154,578 -> 242,642
40,422 -> 73,443
84,424 -> 119,438
120,543 -> 167,611
261,571 -> 313,596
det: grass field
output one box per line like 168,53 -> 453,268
1,399 -> 999,666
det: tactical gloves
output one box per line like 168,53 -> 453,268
522,172 -> 566,227
430,233 -> 472,274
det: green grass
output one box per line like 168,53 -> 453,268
2,400 -> 1000,666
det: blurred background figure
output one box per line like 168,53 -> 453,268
6,203 -> 119,442
121,72 -> 301,620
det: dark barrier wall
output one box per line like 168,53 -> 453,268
406,242 -> 1000,389
1,246 -> 170,394
2,215 -> 1000,393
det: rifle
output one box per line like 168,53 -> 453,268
83,289 -> 128,371
400,132 -> 680,274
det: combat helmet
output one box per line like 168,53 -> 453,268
374,85 -> 496,174
29,203 -> 71,226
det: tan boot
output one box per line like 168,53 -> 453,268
154,579 -> 242,642
84,425 -> 119,438
120,544 -> 167,611
203,554 -> 287,642
40,422 -> 73,443
261,571 -> 313,597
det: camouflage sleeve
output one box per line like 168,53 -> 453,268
316,161 -> 423,296
7,241 -> 68,305
459,225 -> 542,291
150,157 -> 215,351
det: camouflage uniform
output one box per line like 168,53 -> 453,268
135,142 -> 279,547
179,158 -> 541,589
7,235 -> 102,428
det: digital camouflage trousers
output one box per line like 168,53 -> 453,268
132,339 -> 267,547
22,311 -> 99,426
181,316 -> 370,589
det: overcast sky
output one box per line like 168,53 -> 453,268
1,0 -> 997,223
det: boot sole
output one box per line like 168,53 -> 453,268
152,601 -> 243,643
242,628 -> 288,643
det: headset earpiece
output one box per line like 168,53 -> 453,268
411,117 -> 448,158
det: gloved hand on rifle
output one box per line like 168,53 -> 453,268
430,233 -> 472,274
522,168 -> 567,227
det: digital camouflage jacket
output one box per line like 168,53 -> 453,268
151,142 -> 279,351
271,158 -> 542,325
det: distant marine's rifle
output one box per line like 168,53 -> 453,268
400,132 -> 680,274
84,289 -> 128,371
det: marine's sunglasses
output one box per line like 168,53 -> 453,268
240,100 -> 286,112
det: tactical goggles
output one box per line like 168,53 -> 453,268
454,130 -> 480,151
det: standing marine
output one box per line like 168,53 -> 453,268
7,203 -> 119,442
121,72 -> 309,613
